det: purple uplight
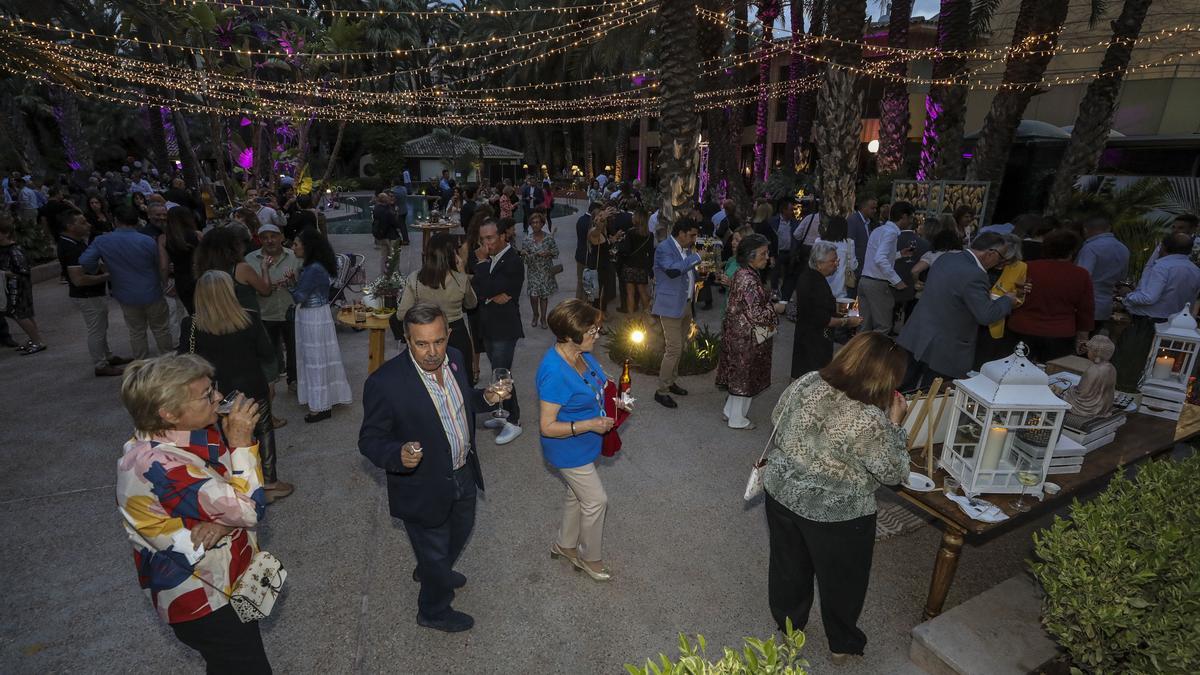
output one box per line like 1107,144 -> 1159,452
236,147 -> 254,170
240,117 -> 252,127
961,152 -> 973,159
632,75 -> 646,86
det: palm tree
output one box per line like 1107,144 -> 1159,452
915,0 -> 972,180
1046,0 -> 1156,216
752,0 -> 781,180
655,0 -> 703,224
876,0 -> 913,175
793,0 -> 826,149
814,0 -> 867,215
966,0 -> 1072,220
782,0 -> 805,170
314,18 -> 368,197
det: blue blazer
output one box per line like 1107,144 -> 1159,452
651,237 -> 701,319
358,347 -> 490,527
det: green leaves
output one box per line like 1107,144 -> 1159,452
625,624 -> 808,675
1030,453 -> 1200,673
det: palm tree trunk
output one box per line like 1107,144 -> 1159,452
815,0 -> 866,216
656,0 -> 702,225
208,114 -> 232,187
795,0 -> 826,148
49,86 -> 92,173
752,0 -> 780,181
877,0 -> 913,175
783,0 -> 804,171
1047,0 -> 1155,216
583,123 -> 595,181
145,105 -> 171,175
613,121 -> 630,183
172,109 -> 203,188
0,98 -> 34,175
562,124 -> 574,171
314,120 -> 348,198
916,0 -> 971,180
967,0 -> 1070,221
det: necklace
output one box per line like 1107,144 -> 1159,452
557,345 -> 604,410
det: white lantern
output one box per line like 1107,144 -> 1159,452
1138,305 -> 1200,420
940,344 -> 1071,495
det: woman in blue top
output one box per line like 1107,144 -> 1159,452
289,229 -> 352,423
537,299 -> 616,582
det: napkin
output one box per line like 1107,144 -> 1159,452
170,528 -> 206,564
947,494 -> 1009,523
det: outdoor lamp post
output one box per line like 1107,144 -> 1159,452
1138,306 -> 1200,420
939,344 -> 1070,496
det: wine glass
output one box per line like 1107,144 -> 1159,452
1010,456 -> 1041,513
490,368 -> 511,419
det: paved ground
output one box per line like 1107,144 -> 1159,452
1,202 -> 1067,674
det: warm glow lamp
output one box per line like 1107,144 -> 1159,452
867,139 -> 880,154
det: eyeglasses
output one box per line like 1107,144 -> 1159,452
585,326 -> 603,338
194,380 -> 217,402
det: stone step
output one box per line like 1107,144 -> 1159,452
909,575 -> 1060,675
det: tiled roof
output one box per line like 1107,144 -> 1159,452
403,133 -> 524,160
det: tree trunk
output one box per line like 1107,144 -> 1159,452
917,0 -> 971,180
49,86 -> 93,173
877,0 -> 912,175
1047,0 -> 1154,216
583,123 -> 596,181
967,0 -> 1070,222
656,0 -> 702,225
613,121 -> 630,183
562,124 -> 574,172
783,0 -> 804,171
314,120 -> 348,198
815,0 -> 866,216
0,98 -> 35,175
795,0 -> 826,147
752,0 -> 780,181
172,109 -> 203,188
208,114 -> 232,187
144,106 -> 170,174
255,120 -> 272,190
522,127 -> 539,174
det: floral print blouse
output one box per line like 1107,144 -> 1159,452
763,372 -> 909,522
116,428 -> 266,624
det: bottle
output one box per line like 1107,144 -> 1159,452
619,359 -> 632,395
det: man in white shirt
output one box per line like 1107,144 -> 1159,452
858,201 -> 915,334
402,168 -> 412,186
129,170 -> 154,196
711,199 -> 733,235
256,194 -> 286,229
596,173 -> 608,188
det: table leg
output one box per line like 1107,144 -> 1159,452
924,526 -> 966,619
368,328 -> 387,374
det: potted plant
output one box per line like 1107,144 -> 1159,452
363,241 -> 406,309
626,621 -> 807,674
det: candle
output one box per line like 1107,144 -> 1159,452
979,427 -> 1008,472
1152,355 -> 1175,380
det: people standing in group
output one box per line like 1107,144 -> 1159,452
846,196 -> 878,295
1074,215 -> 1130,334
80,206 -> 174,360
438,169 -> 454,212
181,271 -> 293,502
194,226 -> 273,316
858,201 -> 915,335
372,191 -> 401,275
1112,232 -> 1200,391
784,241 -> 863,379
815,215 -> 858,302
116,354 -> 273,673
157,206 -> 202,315
359,303 -> 512,633
83,194 -> 113,239
1006,229 -> 1094,363
289,228 -> 352,423
246,223 -> 303,396
57,210 -> 130,375
391,179 -> 411,245
397,233 -> 478,384
538,299 -> 617,582
952,204 -> 978,245
618,208 -> 654,314
459,187 -> 476,230
715,234 -> 782,429
897,231 -> 1024,391
519,211 -> 559,329
471,219 -> 526,444
908,221 -> 963,288
652,219 -> 703,409
766,198 -> 799,292
574,203 -> 600,301
0,213 -> 47,354
763,332 -> 909,664
1138,213 -> 1198,276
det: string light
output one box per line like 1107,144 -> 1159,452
168,0 -> 640,19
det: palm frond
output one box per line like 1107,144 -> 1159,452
969,0 -> 1004,38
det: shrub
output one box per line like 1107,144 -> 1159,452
1030,454 -> 1200,674
13,213 -> 55,264
605,317 -> 720,376
625,622 -> 807,675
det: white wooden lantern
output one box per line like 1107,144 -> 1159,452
939,343 -> 1070,495
1138,306 -> 1200,420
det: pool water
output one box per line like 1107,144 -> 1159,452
325,194 -> 577,235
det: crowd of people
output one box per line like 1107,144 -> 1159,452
8,161 -> 1198,671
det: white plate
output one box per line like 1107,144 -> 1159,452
903,472 -> 936,492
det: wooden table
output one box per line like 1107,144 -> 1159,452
334,308 -> 392,374
894,410 -> 1199,619
412,220 -> 457,253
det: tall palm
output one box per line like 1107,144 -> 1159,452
915,0 -> 973,180
966,0 -> 1073,220
655,0 -> 703,224
783,0 -> 805,170
876,0 -> 913,175
1047,0 -> 1155,216
752,0 -> 781,180
314,18 -> 367,197
793,0 -> 826,149
814,0 -> 867,216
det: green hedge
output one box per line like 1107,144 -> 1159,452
626,622 -> 807,674
605,317 -> 720,376
1030,453 -> 1200,674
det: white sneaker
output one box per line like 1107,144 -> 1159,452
482,417 -> 505,429
496,422 -> 523,445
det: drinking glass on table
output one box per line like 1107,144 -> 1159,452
490,368 -> 512,419
1010,456 -> 1042,513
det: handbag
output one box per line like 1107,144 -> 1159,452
844,247 -> 857,289
743,385 -> 799,501
753,325 -> 777,345
551,253 -> 564,275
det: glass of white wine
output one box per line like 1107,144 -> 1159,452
490,368 -> 511,420
1010,456 -> 1042,513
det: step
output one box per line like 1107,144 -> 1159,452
909,575 -> 1060,675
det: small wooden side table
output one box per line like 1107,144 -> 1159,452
335,307 -> 392,374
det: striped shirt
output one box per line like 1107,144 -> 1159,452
410,351 -> 470,469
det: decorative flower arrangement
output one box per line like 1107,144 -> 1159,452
363,241 -> 406,306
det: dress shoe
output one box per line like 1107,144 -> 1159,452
729,421 -> 758,431
830,653 -> 862,666
108,355 -> 133,366
304,409 -> 332,423
570,557 -> 612,582
668,384 -> 688,396
482,417 -> 506,429
412,568 -> 467,589
264,481 -> 295,503
496,422 -> 523,445
271,416 -> 288,430
416,609 -> 474,633
95,365 -> 124,377
654,393 -> 678,408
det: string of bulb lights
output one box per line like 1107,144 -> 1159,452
168,0 -> 640,19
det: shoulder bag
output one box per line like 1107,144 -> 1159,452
743,384 -> 800,501
844,242 -> 857,289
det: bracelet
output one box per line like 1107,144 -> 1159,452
570,421 -> 576,436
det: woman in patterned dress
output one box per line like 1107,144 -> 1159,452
715,234 -> 782,429
521,211 -> 559,329
0,214 -> 46,354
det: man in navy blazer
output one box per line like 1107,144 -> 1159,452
651,217 -> 703,408
846,195 -> 877,297
359,304 -> 511,633
470,218 -> 525,444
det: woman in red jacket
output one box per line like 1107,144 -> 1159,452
1006,229 -> 1095,362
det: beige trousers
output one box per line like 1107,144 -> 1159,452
656,305 -> 693,394
557,463 -> 608,562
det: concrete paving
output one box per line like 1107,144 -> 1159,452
0,202 -> 1063,674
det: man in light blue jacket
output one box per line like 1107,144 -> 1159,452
651,218 -> 703,408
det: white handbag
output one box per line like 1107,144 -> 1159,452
743,385 -> 799,501
227,551 -> 287,622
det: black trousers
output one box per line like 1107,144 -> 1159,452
403,464 -> 477,619
170,604 -> 272,674
262,318 -> 296,385
448,317 -> 476,386
765,494 -> 875,655
397,212 -> 411,243
900,351 -> 954,394
1006,331 -> 1077,364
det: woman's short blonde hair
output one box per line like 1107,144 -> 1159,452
194,270 -> 251,335
121,354 -> 214,436
819,332 -> 907,410
548,298 -> 602,344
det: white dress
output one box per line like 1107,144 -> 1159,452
817,238 -> 858,300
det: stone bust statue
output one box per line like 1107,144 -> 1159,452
1063,335 -> 1118,418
